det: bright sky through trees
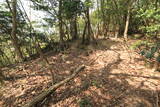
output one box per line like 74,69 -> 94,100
0,0 -> 45,21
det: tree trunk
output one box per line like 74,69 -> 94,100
86,7 -> 91,43
106,16 -> 110,39
82,22 -> 87,44
59,0 -> 64,48
100,0 -> 108,38
96,23 -> 100,38
124,9 -> 130,41
82,5 -> 95,44
115,25 -> 119,39
70,17 -> 78,40
114,17 -> 120,39
6,0 -> 24,61
0,69 -> 5,85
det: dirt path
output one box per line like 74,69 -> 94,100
0,39 -> 160,107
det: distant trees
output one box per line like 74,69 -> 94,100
0,0 -> 160,67
130,0 -> 160,71
100,0 -> 108,38
82,0 -> 94,44
0,0 -> 56,66
63,0 -> 82,40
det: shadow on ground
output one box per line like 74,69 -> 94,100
44,52 -> 159,107
1,39 -> 159,107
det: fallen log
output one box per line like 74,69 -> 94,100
23,65 -> 85,107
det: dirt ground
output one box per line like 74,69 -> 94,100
0,38 -> 160,107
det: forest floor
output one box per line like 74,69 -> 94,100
0,38 -> 160,107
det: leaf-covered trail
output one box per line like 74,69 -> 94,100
0,38 -> 160,107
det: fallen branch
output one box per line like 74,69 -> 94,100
23,65 -> 85,107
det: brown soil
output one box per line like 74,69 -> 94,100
0,38 -> 160,107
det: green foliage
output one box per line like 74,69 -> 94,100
133,34 -> 143,39
90,10 -> 101,26
136,5 -> 160,37
139,50 -> 145,56
131,40 -> 160,61
79,97 -> 92,107
0,1 -> 54,67
130,40 -> 149,50
145,52 -> 153,59
0,0 -> 159,68
91,80 -> 101,88
63,0 -> 83,19
151,46 -> 157,54
132,1 -> 160,64
84,0 -> 93,8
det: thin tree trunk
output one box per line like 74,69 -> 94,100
96,0 -> 100,38
0,68 -> 5,84
106,15 -> 110,39
59,0 -> 64,48
6,0 -> 24,61
64,22 -> 70,41
124,9 -> 130,41
96,23 -> 100,38
82,22 -> 87,44
70,17 -> 78,40
86,7 -> 91,43
100,0 -> 107,38
115,24 -> 119,39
